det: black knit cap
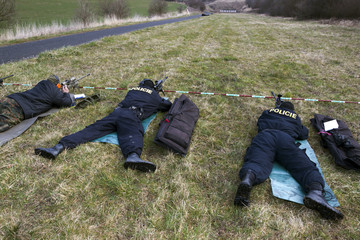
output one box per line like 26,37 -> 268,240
280,101 -> 294,111
139,79 -> 154,88
47,74 -> 60,85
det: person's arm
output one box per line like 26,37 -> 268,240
297,124 -> 309,140
158,98 -> 172,112
61,85 -> 69,93
52,85 -> 74,107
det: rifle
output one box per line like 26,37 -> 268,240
0,74 -> 14,86
61,73 -> 90,90
271,91 -> 283,107
154,76 -> 168,96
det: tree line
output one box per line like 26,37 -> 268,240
246,0 -> 360,19
0,0 -> 188,29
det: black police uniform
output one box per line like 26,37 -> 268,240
58,84 -> 172,158
239,106 -> 324,191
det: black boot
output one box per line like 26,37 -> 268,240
124,153 -> 156,172
35,143 -> 65,160
303,189 -> 344,220
234,170 -> 256,206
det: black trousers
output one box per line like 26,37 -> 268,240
239,129 -> 324,192
59,108 -> 144,157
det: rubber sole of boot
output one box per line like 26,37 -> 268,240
75,94 -> 101,109
34,148 -> 56,160
303,196 -> 344,220
124,161 -> 156,172
234,183 -> 251,206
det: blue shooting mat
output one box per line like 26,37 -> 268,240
91,113 -> 157,145
269,140 -> 340,207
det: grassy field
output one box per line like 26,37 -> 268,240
0,13 -> 360,239
15,0 -> 184,26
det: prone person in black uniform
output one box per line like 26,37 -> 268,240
0,75 -> 74,132
35,79 -> 172,172
234,101 -> 344,220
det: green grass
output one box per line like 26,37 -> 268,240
15,0 -> 184,26
0,13 -> 360,239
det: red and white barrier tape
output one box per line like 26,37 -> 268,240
2,83 -> 359,104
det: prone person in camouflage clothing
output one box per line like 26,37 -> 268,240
0,75 -> 74,132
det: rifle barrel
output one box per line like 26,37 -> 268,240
0,74 -> 14,81
271,91 -> 276,99
77,73 -> 90,81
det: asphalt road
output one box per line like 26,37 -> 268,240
0,15 -> 201,64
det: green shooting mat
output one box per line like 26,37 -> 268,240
0,108 -> 59,146
269,140 -> 340,207
91,113 -> 157,145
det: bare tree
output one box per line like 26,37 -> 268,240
148,0 -> 168,17
186,0 -> 206,11
0,0 -> 16,29
177,5 -> 186,13
246,0 -> 360,19
209,1 -> 246,12
75,0 -> 94,26
99,0 -> 113,16
98,0 -> 129,19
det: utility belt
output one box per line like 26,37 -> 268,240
116,104 -> 144,120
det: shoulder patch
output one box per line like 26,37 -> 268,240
269,108 -> 297,119
129,87 -> 153,94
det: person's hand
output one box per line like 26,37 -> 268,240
61,85 -> 69,93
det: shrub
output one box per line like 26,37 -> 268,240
208,1 -> 246,12
75,0 -> 95,26
246,0 -> 360,19
0,0 -> 15,29
296,0 -> 328,19
177,5 -> 186,13
329,0 -> 360,18
245,0 -> 269,9
268,0 -> 298,17
186,0 -> 206,11
98,0 -> 129,19
98,0 -> 113,16
148,0 -> 168,17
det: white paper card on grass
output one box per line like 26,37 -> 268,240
74,94 -> 86,99
324,119 -> 339,131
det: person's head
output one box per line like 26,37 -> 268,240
139,79 -> 155,89
47,74 -> 60,88
279,101 -> 294,111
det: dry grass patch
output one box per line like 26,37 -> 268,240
0,12 -> 190,43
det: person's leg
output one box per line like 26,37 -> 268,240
239,131 -> 277,184
59,110 -> 123,149
115,109 -> 156,172
276,134 -> 324,192
0,98 -> 24,132
35,110 -> 118,159
276,134 -> 343,220
235,130 -> 277,206
115,109 -> 144,158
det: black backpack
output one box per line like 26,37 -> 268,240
154,94 -> 199,156
311,114 -> 360,170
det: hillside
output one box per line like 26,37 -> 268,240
0,13 -> 359,239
